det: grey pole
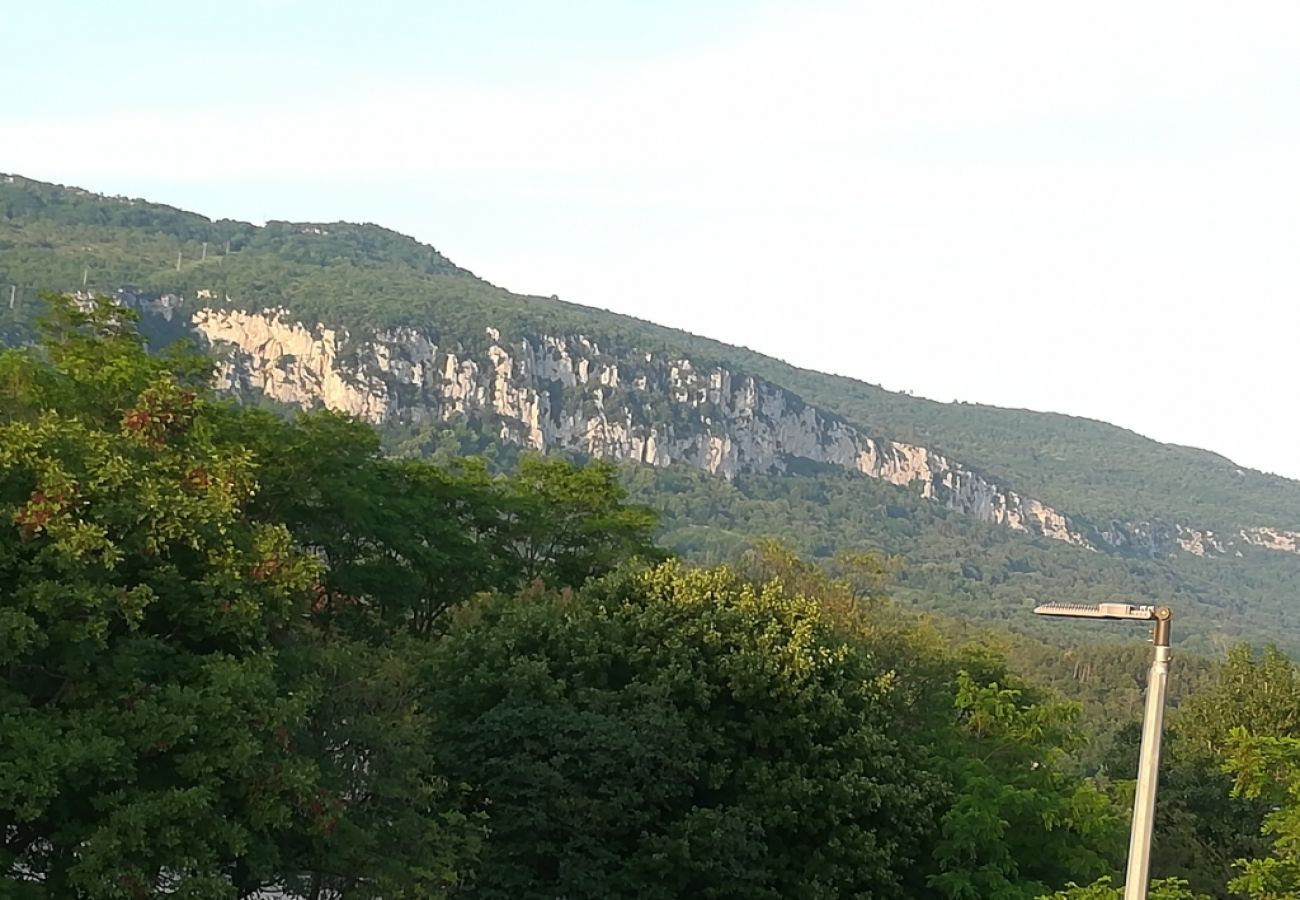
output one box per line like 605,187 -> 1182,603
1032,602 -> 1173,900
1123,606 -> 1172,900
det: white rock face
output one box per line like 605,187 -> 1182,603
196,309 -> 395,422
191,309 -> 1099,547
1176,526 -> 1226,557
183,307 -> 1299,559
1240,527 -> 1300,554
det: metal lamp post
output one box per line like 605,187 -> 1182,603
1033,602 -> 1174,900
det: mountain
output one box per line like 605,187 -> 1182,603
3,172 -> 1298,652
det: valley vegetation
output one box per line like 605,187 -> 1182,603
4,297 -> 1300,898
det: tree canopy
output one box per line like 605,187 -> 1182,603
0,297 -> 661,897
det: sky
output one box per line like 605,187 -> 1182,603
6,0 -> 1300,477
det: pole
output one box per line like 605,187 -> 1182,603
1123,606 -> 1172,900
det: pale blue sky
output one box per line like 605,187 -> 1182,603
7,1 -> 1300,477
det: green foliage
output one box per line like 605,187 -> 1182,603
1225,731 -> 1300,899
1096,643 -> 1300,899
496,454 -> 667,589
424,562 -> 948,900
925,668 -> 1123,899
627,462 -> 1300,656
1179,644 -> 1300,755
1040,875 -> 1210,899
226,409 -> 509,637
0,295 -> 325,896
1204,648 -> 1300,898
760,364 -> 1300,533
422,557 -> 1129,900
1101,723 -> 1270,899
232,412 -> 662,637
273,632 -> 484,899
0,295 -> 673,896
733,537 -> 901,620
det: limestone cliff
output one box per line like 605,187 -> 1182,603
124,300 -> 1296,560
186,307 -> 1091,546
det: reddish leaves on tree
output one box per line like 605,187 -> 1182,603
12,488 -> 70,541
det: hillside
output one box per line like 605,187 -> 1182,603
3,173 -> 1299,652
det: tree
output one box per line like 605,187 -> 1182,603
1178,644 -> 1300,756
922,656 -> 1125,899
269,632 -> 483,899
733,541 -> 1126,898
228,414 -> 664,639
735,537 -> 900,621
0,296 -> 322,897
1118,643 -> 1300,898
1223,729 -> 1300,899
1040,875 -> 1209,899
495,453 -> 664,589
1101,722 -> 1271,899
0,296 -> 481,897
228,409 -> 510,638
424,562 -> 945,900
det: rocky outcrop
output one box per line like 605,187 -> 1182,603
1088,521 -> 1228,558
1241,527 -> 1300,555
130,302 -> 1291,560
189,308 -> 1094,545
196,309 -> 394,422
1175,526 -> 1228,557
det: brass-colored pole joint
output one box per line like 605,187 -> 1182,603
1152,605 -> 1172,647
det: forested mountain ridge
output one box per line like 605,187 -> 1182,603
3,173 -> 1299,650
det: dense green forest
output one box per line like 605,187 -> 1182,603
620,463 -> 1300,656
398,414 -> 1300,655
5,295 -> 1300,898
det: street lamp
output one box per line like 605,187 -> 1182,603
1033,601 -> 1174,900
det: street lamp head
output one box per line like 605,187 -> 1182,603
1033,601 -> 1173,648
1033,601 -> 1159,621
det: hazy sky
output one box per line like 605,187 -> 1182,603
7,1 -> 1300,477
